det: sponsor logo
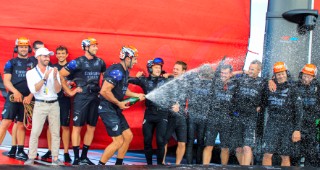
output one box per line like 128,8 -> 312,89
112,125 -> 119,131
73,116 -> 78,121
280,36 -> 298,43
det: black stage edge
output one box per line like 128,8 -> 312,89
1,165 -> 318,170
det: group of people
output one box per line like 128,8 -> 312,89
0,36 -> 319,167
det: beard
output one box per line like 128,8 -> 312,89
18,51 -> 28,57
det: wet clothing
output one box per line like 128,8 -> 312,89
99,63 -> 130,137
128,75 -> 168,165
232,74 -> 267,148
205,78 -> 237,148
65,56 -> 106,127
185,75 -> 213,164
294,79 -> 320,166
164,77 -> 188,145
2,57 -> 34,121
262,81 -> 304,156
53,63 -> 72,126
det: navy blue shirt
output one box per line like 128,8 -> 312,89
53,62 -> 73,99
65,56 -> 106,89
4,57 -> 33,96
103,63 -> 128,101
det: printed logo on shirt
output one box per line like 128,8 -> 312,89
73,116 -> 78,121
98,105 -> 102,110
112,125 -> 119,131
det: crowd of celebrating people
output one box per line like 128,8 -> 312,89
0,36 -> 319,167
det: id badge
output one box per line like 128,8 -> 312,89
44,87 -> 48,95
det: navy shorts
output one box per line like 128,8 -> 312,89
231,116 -> 257,148
59,97 -> 71,126
73,93 -> 100,127
98,100 -> 129,137
2,98 -> 24,122
262,120 -> 293,156
205,113 -> 232,148
165,115 -> 187,143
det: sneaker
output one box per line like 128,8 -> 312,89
24,159 -> 34,165
72,158 -> 80,165
52,159 -> 64,165
64,153 -> 72,163
79,157 -> 95,165
7,149 -> 16,158
16,151 -> 28,161
41,150 -> 52,160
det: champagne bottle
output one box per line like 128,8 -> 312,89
122,97 -> 140,106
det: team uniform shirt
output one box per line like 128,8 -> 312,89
65,56 -> 106,127
295,79 -> 320,166
3,57 -> 34,121
4,57 -> 33,96
205,78 -> 237,148
99,63 -> 130,137
53,63 -> 73,99
231,74 -> 267,148
129,75 -> 167,111
262,80 -> 304,155
65,56 -> 106,95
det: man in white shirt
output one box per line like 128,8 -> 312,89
24,47 -> 63,165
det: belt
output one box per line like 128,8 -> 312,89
35,99 -> 58,103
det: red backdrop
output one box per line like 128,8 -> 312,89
0,0 -> 250,150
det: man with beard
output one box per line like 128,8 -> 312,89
41,46 -> 74,163
98,46 -> 145,165
0,37 -> 33,160
24,47 -> 63,165
60,37 -> 106,165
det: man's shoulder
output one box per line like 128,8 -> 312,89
26,67 -> 37,75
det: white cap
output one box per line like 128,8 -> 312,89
35,47 -> 54,58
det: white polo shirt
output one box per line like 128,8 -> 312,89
26,65 -> 61,100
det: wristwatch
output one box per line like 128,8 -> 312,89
42,78 -> 47,82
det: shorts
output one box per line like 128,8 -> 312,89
59,97 -> 71,126
98,100 -> 129,137
73,93 -> 100,127
205,113 -> 232,148
262,120 -> 293,156
165,115 -> 187,143
2,99 -> 24,122
231,116 -> 257,148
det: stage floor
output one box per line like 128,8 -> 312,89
0,146 -> 316,169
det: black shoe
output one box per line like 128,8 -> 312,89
7,149 -> 16,158
16,151 -> 28,161
80,157 -> 95,165
41,150 -> 52,160
72,158 -> 80,165
64,153 -> 72,163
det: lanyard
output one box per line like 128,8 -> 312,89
35,66 -> 49,86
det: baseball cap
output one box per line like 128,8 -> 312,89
35,47 -> 54,58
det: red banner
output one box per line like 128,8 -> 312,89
0,0 -> 250,149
